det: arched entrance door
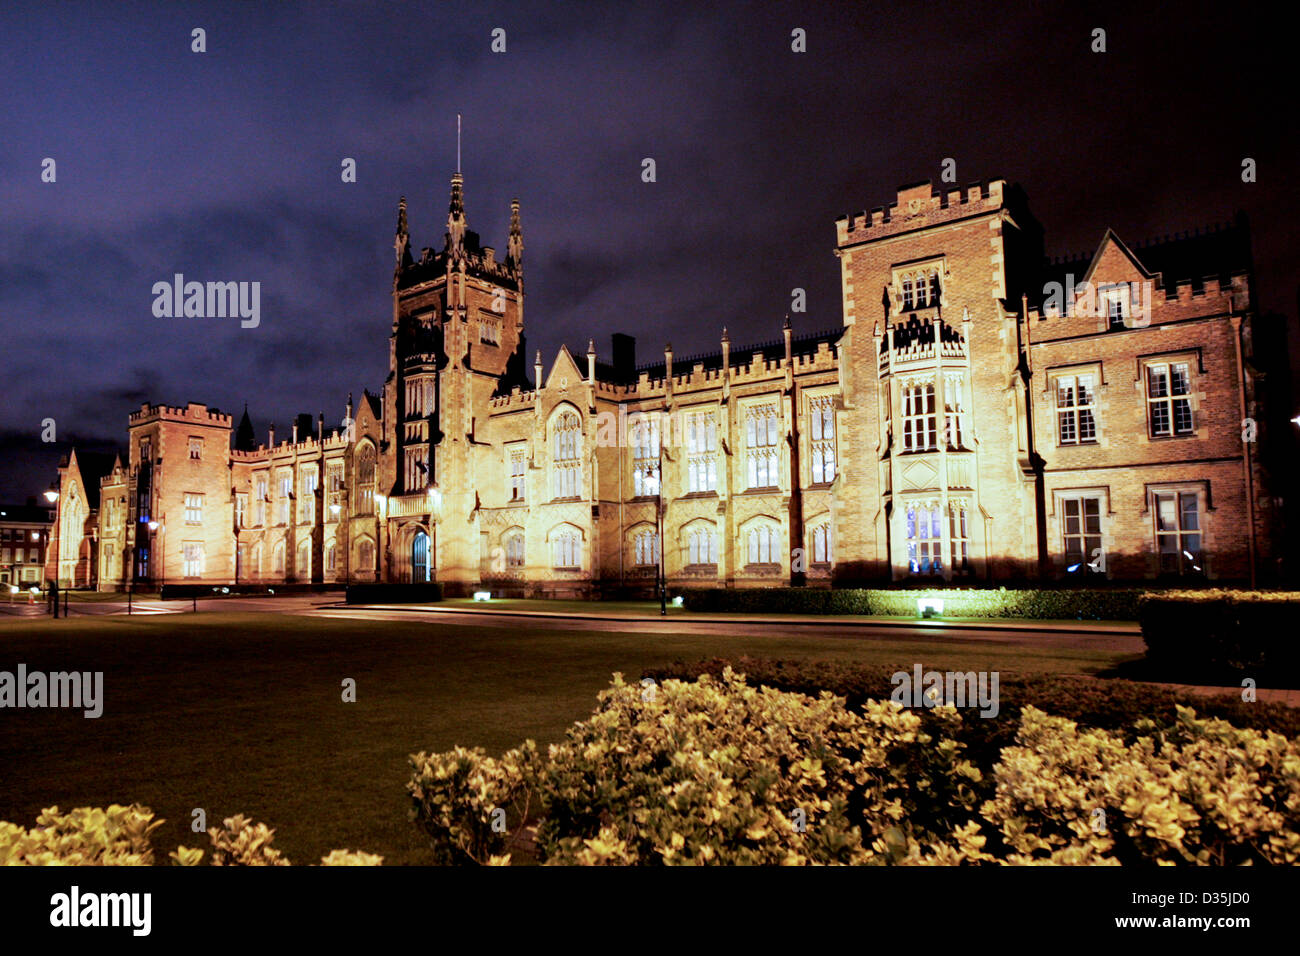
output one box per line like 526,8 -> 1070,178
411,531 -> 429,583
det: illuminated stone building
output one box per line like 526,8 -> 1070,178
79,175 -> 1285,593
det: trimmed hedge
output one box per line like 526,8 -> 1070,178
1139,589 -> 1300,682
643,656 -> 1300,777
345,582 -> 443,604
679,586 -> 1143,620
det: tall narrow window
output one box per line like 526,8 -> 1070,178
687,526 -> 718,566
1103,286 -> 1127,329
1154,491 -> 1202,575
903,384 -> 937,452
183,542 -> 203,578
942,376 -> 964,449
255,476 -> 267,527
553,411 -> 582,499
1056,374 -> 1098,444
505,447 -> 526,501
1147,362 -> 1194,437
686,410 -> 718,493
632,416 -> 660,497
277,472 -> 292,524
811,524 -> 832,564
906,505 -> 943,574
745,405 -> 779,488
1062,496 -> 1102,571
235,494 -> 247,529
505,532 -> 525,568
633,529 -> 660,567
553,530 -> 580,569
300,469 -> 317,524
404,447 -> 428,493
948,505 -> 969,573
747,525 -> 777,565
358,539 -> 375,571
356,447 -> 375,514
809,396 -> 836,483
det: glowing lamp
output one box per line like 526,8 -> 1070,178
916,597 -> 944,619
473,591 -> 491,602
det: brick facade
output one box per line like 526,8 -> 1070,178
79,174 -> 1285,592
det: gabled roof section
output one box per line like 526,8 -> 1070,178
544,345 -> 585,390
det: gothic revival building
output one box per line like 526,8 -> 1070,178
79,174 -> 1286,594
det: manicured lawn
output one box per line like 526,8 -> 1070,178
0,611 -> 1132,865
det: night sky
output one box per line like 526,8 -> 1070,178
2,0 -> 1295,500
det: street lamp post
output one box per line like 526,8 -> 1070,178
657,430 -> 667,616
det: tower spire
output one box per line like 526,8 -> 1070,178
457,112 -> 462,175
507,198 -> 523,271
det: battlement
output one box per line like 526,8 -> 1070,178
836,179 -> 1007,246
230,430 -> 350,463
129,401 -> 232,427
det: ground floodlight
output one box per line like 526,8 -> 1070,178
474,591 -> 491,602
917,597 -> 944,619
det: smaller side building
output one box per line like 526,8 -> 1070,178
0,500 -> 54,588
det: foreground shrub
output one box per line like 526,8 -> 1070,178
987,706 -> 1300,865
410,670 -> 1300,865
680,587 -> 1143,620
1140,589 -> 1300,681
0,807 -> 381,866
408,743 -> 541,865
0,804 -> 163,866
644,656 -> 1300,781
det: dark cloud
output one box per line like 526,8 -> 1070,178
0,0 -> 1295,502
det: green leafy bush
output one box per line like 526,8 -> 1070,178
0,807 -> 382,866
679,587 -> 1143,620
1139,590 -> 1300,681
408,743 -> 540,865
0,804 -> 163,866
644,656 -> 1300,778
409,669 -> 1300,865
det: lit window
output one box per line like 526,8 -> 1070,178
505,532 -> 525,568
809,396 -> 836,483
356,446 -> 376,514
553,411 -> 582,499
300,469 -> 317,524
277,472 -> 292,524
686,410 -> 718,493
903,384 -> 937,452
184,493 -> 203,525
747,525 -> 778,565
1154,491 -> 1202,575
1056,374 -> 1098,444
509,447 -> 526,501
553,530 -> 580,569
633,529 -> 660,567
1062,496 -> 1102,571
255,476 -> 268,526
632,415 -> 660,497
745,405 -> 779,488
948,505 -> 969,574
235,494 -> 247,529
183,542 -> 203,578
942,376 -> 964,450
811,524 -> 831,564
687,526 -> 718,565
1147,362 -> 1194,437
906,505 -> 943,575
